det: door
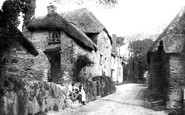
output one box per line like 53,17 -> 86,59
44,48 -> 61,83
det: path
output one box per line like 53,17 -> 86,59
47,83 -> 167,115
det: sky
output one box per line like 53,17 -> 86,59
35,0 -> 185,37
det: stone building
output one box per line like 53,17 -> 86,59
147,6 -> 185,112
0,25 -> 39,82
111,34 -> 124,84
0,25 -> 70,115
26,4 -> 112,84
62,8 -> 112,78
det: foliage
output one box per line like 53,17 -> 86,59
73,55 -> 94,82
128,38 -> 154,82
76,55 -> 94,68
128,39 -> 153,57
123,64 -> 129,81
98,0 -> 118,8
92,75 -> 116,97
53,0 -> 118,8
112,34 -> 125,57
0,0 -> 28,52
0,0 -> 28,27
116,36 -> 125,46
24,0 -> 36,23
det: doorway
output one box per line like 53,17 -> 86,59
44,47 -> 61,83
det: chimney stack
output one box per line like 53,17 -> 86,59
47,2 -> 57,15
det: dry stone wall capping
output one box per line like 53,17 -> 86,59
0,78 -> 69,115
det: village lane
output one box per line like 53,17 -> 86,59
47,83 -> 167,115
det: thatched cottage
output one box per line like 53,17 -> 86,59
147,6 -> 185,111
26,4 -> 112,85
0,25 -> 72,115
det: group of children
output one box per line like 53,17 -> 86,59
68,82 -> 86,105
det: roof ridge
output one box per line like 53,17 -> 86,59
148,6 -> 185,53
27,11 -> 97,50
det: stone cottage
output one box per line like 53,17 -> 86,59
0,25 -> 70,115
26,4 -> 112,85
62,8 -> 112,78
147,6 -> 185,112
111,34 -> 124,84
0,25 -> 39,81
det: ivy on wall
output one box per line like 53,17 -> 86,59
73,54 -> 94,82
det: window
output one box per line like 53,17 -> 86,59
49,31 -> 61,44
100,54 -> 103,65
104,58 -> 107,68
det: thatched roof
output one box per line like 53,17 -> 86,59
0,26 -> 39,56
61,8 -> 112,44
61,8 -> 104,33
28,13 -> 66,31
27,13 -> 97,50
148,6 -> 185,53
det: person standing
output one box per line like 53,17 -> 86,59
79,83 -> 86,105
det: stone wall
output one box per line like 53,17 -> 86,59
111,55 -> 118,82
73,38 -> 96,80
0,40 -> 42,81
166,54 -> 185,110
72,30 -> 112,79
96,31 -> 112,77
27,32 -> 51,81
59,32 -> 75,83
148,48 -> 168,103
0,77 -> 68,115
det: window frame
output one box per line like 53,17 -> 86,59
49,31 -> 61,44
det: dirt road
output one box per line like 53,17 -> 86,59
47,83 -> 167,115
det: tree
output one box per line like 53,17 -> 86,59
53,0 -> 118,7
0,0 -> 28,51
128,39 -> 153,57
116,36 -> 125,56
0,0 -> 27,27
116,36 -> 124,46
128,38 -> 154,82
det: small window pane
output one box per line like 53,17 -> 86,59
49,31 -> 61,44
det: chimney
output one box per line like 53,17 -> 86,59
47,2 -> 57,15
